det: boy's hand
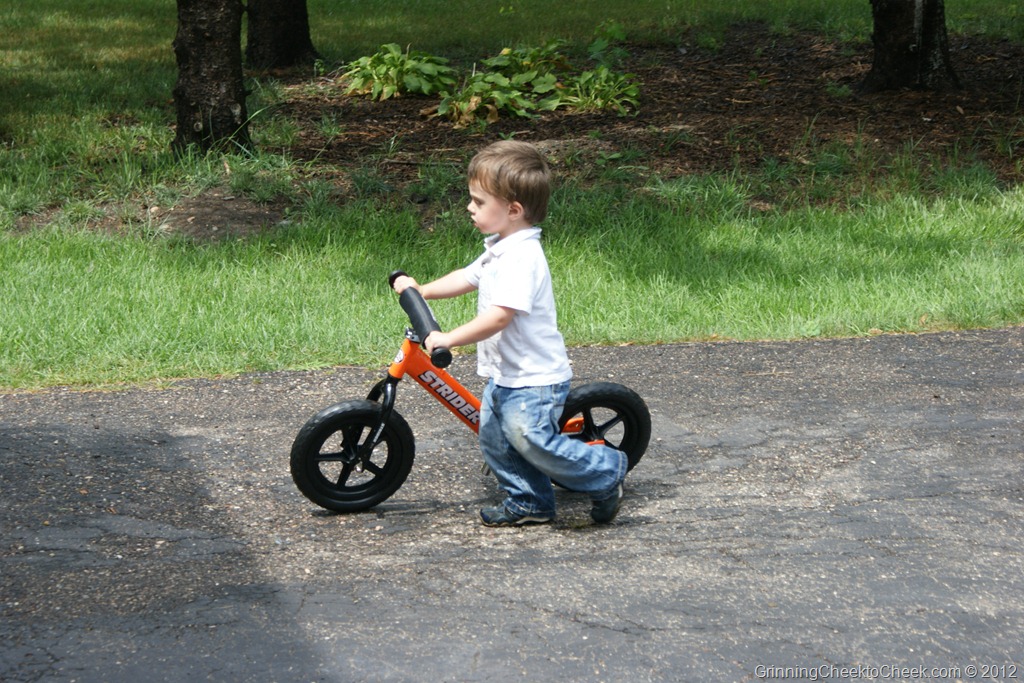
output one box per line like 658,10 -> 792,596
425,331 -> 452,354
392,275 -> 419,294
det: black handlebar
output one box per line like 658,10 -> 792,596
389,270 -> 453,369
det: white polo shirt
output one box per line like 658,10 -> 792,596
463,228 -> 573,388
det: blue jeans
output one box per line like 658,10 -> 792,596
479,380 -> 628,517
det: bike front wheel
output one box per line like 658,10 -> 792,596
290,399 -> 415,512
559,382 -> 651,472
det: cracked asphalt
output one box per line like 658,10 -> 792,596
1,328 -> 1022,682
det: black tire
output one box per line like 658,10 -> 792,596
559,382 -> 651,472
290,399 -> 415,512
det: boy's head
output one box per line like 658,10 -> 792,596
467,141 -> 551,225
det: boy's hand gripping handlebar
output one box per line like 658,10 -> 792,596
388,271 -> 453,369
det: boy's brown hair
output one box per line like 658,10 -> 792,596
467,140 -> 551,224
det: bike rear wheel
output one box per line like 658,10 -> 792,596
559,382 -> 651,472
290,399 -> 415,512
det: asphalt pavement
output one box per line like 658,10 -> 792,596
1,328 -> 1022,682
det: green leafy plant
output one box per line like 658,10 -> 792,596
561,65 -> 640,115
435,41 -> 568,127
435,32 -> 639,128
482,40 -> 573,79
342,43 -> 457,101
437,71 -> 545,128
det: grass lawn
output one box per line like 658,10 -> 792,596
1,1 -> 1022,389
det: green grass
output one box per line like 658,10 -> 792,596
2,1 -> 1017,215
3,185 -> 1022,389
307,0 -> 1022,59
1,1 -> 1023,388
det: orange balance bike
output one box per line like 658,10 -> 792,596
290,272 -> 652,513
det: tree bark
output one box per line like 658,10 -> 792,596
245,0 -> 320,70
172,0 -> 252,152
861,0 -> 959,93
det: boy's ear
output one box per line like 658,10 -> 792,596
507,200 -> 525,219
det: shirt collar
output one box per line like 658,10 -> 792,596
483,227 -> 541,256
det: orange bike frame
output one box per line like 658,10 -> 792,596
388,338 -> 482,433
384,338 -> 587,438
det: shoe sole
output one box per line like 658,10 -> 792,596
480,514 -> 553,527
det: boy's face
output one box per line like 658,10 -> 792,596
467,181 -> 526,240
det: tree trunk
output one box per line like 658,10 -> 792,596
245,0 -> 320,70
172,0 -> 252,152
861,0 -> 959,93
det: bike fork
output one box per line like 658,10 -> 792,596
357,375 -> 401,472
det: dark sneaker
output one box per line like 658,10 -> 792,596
590,483 -> 624,524
480,506 -> 553,527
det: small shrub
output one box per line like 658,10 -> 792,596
342,43 -> 457,101
437,69 -> 560,128
561,66 -> 640,116
349,28 -> 641,129
482,41 -> 572,79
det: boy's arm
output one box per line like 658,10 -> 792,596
393,270 -> 476,300
426,305 -> 514,353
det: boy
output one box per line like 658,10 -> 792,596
392,140 -> 627,527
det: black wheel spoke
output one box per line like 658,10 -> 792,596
581,408 -> 599,439
342,424 -> 366,453
335,462 -> 355,486
313,449 -> 345,463
314,424 -> 366,464
594,414 -> 624,438
579,407 -> 625,441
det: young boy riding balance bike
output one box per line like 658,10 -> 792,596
392,140 -> 627,527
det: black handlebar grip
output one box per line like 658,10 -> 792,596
397,282 -> 453,369
388,270 -> 407,290
431,347 -> 453,369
